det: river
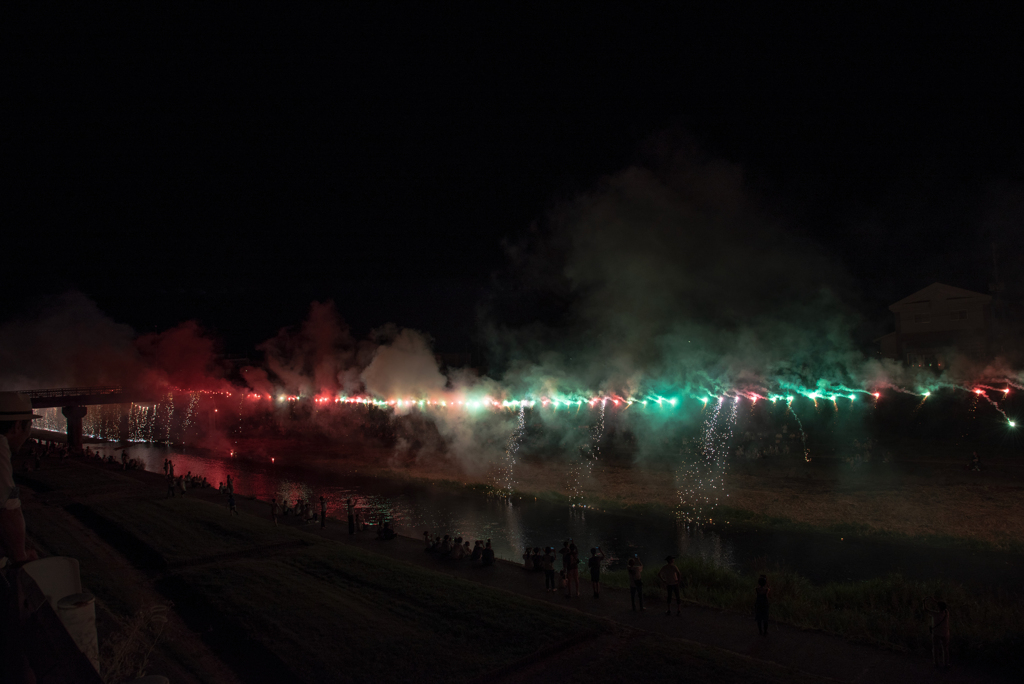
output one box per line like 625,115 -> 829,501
98,443 -> 1023,590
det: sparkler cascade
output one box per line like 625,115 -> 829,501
566,399 -> 607,507
677,396 -> 737,525
495,405 -> 526,497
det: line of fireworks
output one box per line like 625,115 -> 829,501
276,382 -> 1015,413
272,385 -> 1016,428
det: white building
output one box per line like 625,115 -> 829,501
877,282 -> 992,368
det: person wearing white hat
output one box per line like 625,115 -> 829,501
0,392 -> 42,564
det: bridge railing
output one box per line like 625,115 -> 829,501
21,386 -> 123,399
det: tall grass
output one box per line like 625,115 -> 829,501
604,556 -> 1023,673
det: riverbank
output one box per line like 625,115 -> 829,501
344,441 -> 1024,553
13,458 -> 841,684
16,455 -> 1021,682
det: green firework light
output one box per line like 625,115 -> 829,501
260,378 -> 1019,428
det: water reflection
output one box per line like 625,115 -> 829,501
677,524 -> 734,570
96,444 -> 1024,588
499,501 -> 525,557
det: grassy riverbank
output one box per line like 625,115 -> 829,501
20,461 -> 843,683
601,556 -> 1023,674
321,466 -> 1024,674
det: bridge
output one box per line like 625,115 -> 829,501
21,386 -> 161,451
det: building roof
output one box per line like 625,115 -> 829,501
889,282 -> 991,311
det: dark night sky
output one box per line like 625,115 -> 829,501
6,5 -> 1024,357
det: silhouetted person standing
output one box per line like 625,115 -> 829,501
347,497 -> 355,534
924,598 -> 950,668
628,557 -> 644,611
542,547 -> 556,592
0,393 -> 41,565
755,575 -> 770,635
319,496 -> 327,529
588,547 -> 605,598
558,540 -> 571,572
565,544 -> 580,598
659,556 -> 682,615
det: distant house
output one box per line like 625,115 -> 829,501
877,282 -> 992,368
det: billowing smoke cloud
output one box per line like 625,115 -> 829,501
487,149 -> 863,394
0,291 -> 228,393
255,301 -> 374,397
362,327 -> 447,400
136,321 -> 233,392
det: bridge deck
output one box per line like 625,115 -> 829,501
20,387 -> 161,408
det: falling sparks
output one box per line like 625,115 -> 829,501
495,405 -> 526,498
788,404 -> 812,462
971,387 -> 1013,424
164,393 -> 175,443
676,396 -> 737,525
568,399 -> 606,507
181,392 -> 198,436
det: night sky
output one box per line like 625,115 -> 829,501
7,5 -> 1024,358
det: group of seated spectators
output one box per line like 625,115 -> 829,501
423,532 -> 495,565
20,440 -> 154,472
18,439 -> 68,471
111,449 -> 143,470
276,496 -> 321,523
163,459 -> 215,497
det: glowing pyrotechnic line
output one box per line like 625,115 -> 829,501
972,388 -> 1013,422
